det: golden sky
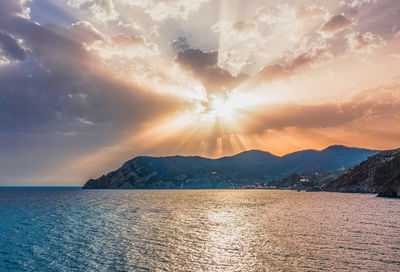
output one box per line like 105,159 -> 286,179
0,0 -> 399,184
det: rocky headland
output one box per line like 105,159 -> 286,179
324,148 -> 400,197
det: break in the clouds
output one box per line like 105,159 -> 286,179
0,0 -> 399,185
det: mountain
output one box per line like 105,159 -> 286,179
83,145 -> 379,189
324,148 -> 400,196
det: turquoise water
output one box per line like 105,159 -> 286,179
0,188 -> 399,271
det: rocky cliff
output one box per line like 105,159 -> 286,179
378,172 -> 400,198
324,148 -> 400,196
83,145 -> 378,189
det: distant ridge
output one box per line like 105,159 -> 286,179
83,145 -> 379,189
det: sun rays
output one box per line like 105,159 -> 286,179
4,0 -> 400,183
51,0 -> 386,160
51,1 -> 400,159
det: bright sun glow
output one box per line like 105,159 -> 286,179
202,92 -> 260,122
209,97 -> 234,119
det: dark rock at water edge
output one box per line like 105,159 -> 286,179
378,172 -> 400,198
324,148 -> 400,197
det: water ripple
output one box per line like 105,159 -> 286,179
0,189 -> 399,271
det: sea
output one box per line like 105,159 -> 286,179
0,188 -> 399,271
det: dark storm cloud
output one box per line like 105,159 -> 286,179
176,48 -> 247,94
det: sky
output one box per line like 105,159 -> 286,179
0,0 -> 399,185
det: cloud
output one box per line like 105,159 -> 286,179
347,0 -> 378,8
111,34 -> 147,46
119,0 -> 209,21
176,48 -> 247,95
85,33 -> 159,74
0,31 -> 26,61
0,3 -> 183,183
319,14 -> 354,37
296,4 -> 328,20
0,12 -> 175,132
254,40 -> 333,84
174,36 -> 334,98
290,41 -> 333,68
255,4 -> 303,40
171,36 -> 189,53
346,31 -> 385,53
232,21 -> 257,33
215,4 -> 331,76
67,0 -> 89,8
243,83 -> 400,133
90,0 -> 119,22
0,0 -> 31,19
244,103 -> 369,133
175,33 -> 333,94
212,19 -> 270,75
69,21 -> 106,43
0,55 -> 9,66
67,0 -> 119,23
